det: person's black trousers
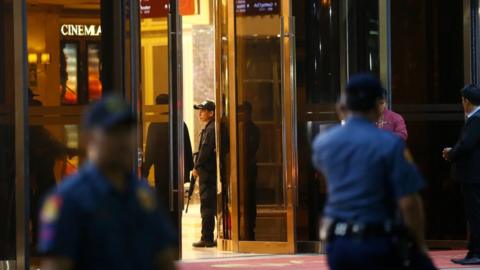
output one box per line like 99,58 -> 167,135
462,183 -> 480,254
200,185 -> 216,242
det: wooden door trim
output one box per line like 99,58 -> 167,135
238,241 -> 294,254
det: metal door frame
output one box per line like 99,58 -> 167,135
167,0 -> 185,259
9,1 -> 144,268
14,0 -> 29,269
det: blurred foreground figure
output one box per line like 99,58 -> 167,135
38,96 -> 177,270
312,74 -> 437,270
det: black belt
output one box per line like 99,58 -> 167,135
320,218 -> 400,241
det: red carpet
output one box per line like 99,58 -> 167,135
179,250 -> 480,270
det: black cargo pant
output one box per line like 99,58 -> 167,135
199,171 -> 217,242
462,183 -> 480,254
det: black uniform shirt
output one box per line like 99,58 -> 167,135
196,120 -> 216,174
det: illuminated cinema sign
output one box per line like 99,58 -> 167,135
60,24 -> 102,37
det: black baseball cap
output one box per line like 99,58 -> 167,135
345,73 -> 384,111
461,84 -> 480,105
194,100 -> 215,111
83,95 -> 136,130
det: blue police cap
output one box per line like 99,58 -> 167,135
346,74 -> 384,111
461,84 -> 480,105
83,95 -> 136,130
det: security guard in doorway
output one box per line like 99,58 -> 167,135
312,74 -> 437,270
37,96 -> 177,270
192,100 -> 217,248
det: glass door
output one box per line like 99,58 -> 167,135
232,0 -> 297,254
139,0 -> 184,259
23,1 -> 139,268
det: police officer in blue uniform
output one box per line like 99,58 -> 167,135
312,74 -> 437,270
38,96 -> 177,270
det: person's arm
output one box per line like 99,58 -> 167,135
194,128 -> 215,170
142,127 -> 155,177
398,193 -> 427,252
37,128 -> 72,158
393,114 -> 408,141
183,124 -> 194,172
448,117 -> 480,161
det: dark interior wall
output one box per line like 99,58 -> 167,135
391,0 -> 466,242
391,0 -> 429,104
0,0 -> 17,260
0,0 -> 4,105
392,0 -> 464,105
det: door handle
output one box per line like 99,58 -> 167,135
290,16 -> 299,208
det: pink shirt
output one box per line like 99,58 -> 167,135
377,108 -> 408,141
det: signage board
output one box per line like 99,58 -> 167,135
60,24 -> 101,37
140,0 -> 196,18
236,0 -> 280,16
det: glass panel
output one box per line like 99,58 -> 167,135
28,4 -> 102,107
0,0 -> 16,261
391,0 -> 465,242
29,123 -> 81,249
87,43 -> 102,102
140,5 -> 173,222
293,0 -> 344,242
347,0 -> 379,76
235,9 -> 286,241
26,1 -> 101,264
304,0 -> 341,105
152,46 -> 169,104
61,43 -> 79,105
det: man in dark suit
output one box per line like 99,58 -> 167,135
142,94 -> 194,228
238,102 -> 260,240
443,84 -> 480,265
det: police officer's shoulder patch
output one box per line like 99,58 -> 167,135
40,195 -> 63,224
136,187 -> 157,212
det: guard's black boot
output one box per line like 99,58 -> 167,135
192,240 -> 216,248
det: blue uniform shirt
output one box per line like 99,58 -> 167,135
38,163 -> 177,270
312,116 -> 425,223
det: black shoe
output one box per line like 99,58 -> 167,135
452,253 -> 480,265
192,240 -> 216,248
458,256 -> 480,265
451,252 -> 475,264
